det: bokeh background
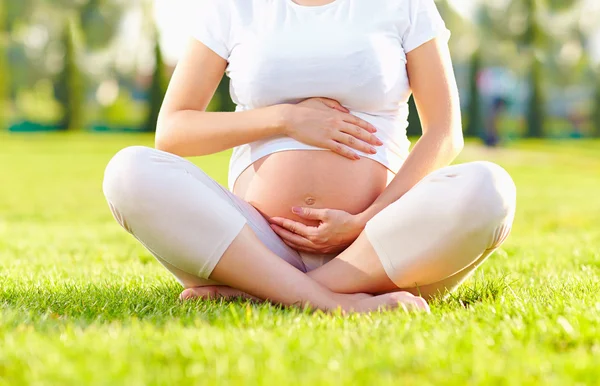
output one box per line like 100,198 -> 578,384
1,0 -> 599,141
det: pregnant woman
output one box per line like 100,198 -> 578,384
103,0 -> 516,313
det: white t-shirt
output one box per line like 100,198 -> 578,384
190,0 -> 451,190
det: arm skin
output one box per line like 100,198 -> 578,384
355,37 -> 464,226
155,39 -> 288,156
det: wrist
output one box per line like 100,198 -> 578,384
355,207 -> 378,228
269,104 -> 295,136
352,212 -> 370,231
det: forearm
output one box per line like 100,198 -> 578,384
155,105 -> 288,157
357,131 -> 464,225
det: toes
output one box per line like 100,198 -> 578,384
414,296 -> 431,313
179,286 -> 217,301
388,292 -> 431,313
179,286 -> 258,302
179,288 -> 196,301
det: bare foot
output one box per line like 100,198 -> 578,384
344,291 -> 430,313
180,286 -> 260,301
180,287 -> 428,314
181,286 -> 371,305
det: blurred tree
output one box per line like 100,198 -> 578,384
0,1 -> 10,129
435,0 -> 476,60
79,0 -> 122,50
593,67 -> 600,137
523,0 -> 545,138
55,18 -> 84,130
407,95 -> 421,137
477,0 -> 586,138
465,48 -> 483,137
4,0 -> 34,31
144,33 -> 167,132
216,76 -> 236,112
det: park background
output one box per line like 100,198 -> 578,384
1,1 -> 600,385
1,0 -> 600,138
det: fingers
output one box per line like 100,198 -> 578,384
291,207 -> 328,221
339,123 -> 383,148
335,132 -> 378,155
342,113 -> 378,134
269,217 -> 317,238
326,140 -> 360,160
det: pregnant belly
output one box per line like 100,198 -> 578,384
233,150 -> 394,227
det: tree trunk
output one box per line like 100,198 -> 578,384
145,34 -> 167,132
216,76 -> 236,112
406,95 -> 421,137
524,0 -> 545,138
525,55 -> 544,138
465,48 -> 483,138
56,19 -> 84,131
0,2 -> 9,130
593,70 -> 600,138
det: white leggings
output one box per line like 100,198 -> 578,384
103,146 -> 516,294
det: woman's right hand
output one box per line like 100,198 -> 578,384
281,98 -> 383,160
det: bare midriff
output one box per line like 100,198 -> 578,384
233,150 -> 394,227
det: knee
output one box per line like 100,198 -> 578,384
102,146 -> 161,207
460,161 -> 517,225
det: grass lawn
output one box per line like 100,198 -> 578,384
1,133 -> 599,385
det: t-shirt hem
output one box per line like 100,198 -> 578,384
191,34 -> 229,60
404,28 -> 451,53
227,148 -> 404,191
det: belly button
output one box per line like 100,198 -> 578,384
305,196 -> 316,206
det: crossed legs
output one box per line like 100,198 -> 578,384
103,147 -> 516,312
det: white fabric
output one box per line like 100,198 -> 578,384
103,147 -> 516,296
189,0 -> 451,190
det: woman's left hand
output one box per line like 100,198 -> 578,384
269,207 -> 365,254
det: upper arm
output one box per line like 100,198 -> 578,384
158,0 -> 233,129
406,38 -> 461,139
159,38 -> 227,120
400,0 -> 461,138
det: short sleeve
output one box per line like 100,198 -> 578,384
189,0 -> 232,60
402,0 -> 451,53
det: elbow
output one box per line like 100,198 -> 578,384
154,137 -> 173,154
450,132 -> 464,156
154,132 -> 173,154
431,128 -> 463,160
154,132 -> 173,153
154,113 -> 178,154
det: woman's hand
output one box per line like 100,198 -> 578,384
269,207 -> 366,254
281,98 -> 383,160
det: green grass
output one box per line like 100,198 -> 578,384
1,133 -> 599,385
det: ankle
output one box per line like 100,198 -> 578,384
326,292 -> 357,312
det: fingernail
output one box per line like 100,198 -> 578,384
376,139 -> 383,146
292,207 -> 302,214
370,147 -> 377,154
354,154 -> 361,160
